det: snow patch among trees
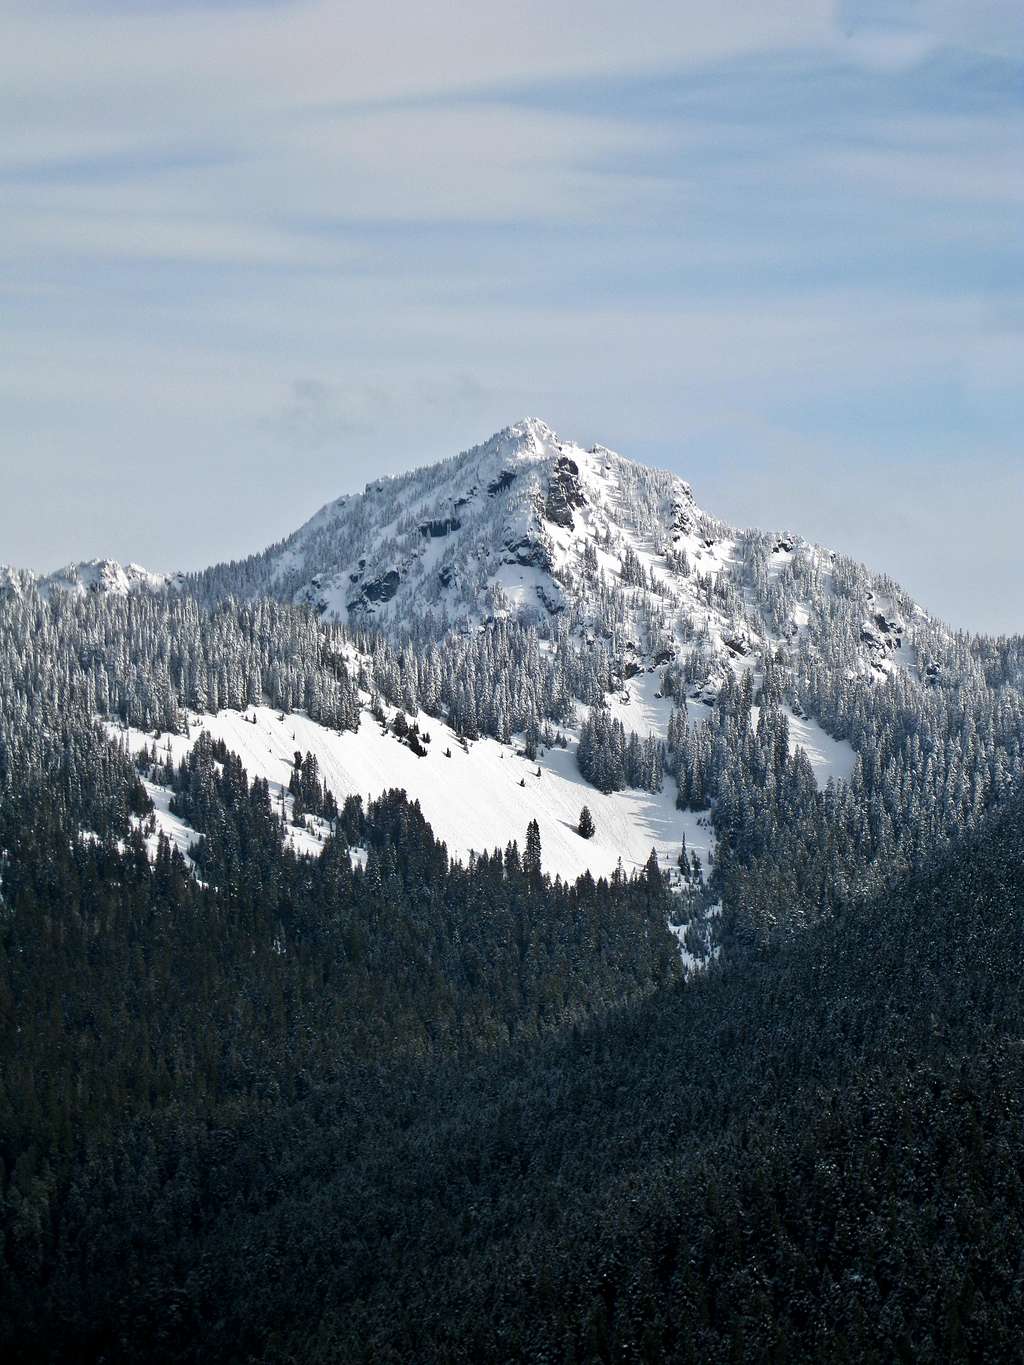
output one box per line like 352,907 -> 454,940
114,703 -> 708,885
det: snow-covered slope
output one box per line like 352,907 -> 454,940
114,700 -> 716,886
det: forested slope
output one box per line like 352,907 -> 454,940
3,739 -> 1024,1362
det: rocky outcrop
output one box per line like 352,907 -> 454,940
349,568 -> 401,612
671,497 -> 695,538
363,569 -> 401,603
487,469 -> 516,496
504,536 -> 551,570
419,517 -> 462,539
722,631 -> 755,657
544,456 -> 586,529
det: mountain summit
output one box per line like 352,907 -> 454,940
27,418 -> 924,699
192,416 -> 919,692
264,415 -> 701,629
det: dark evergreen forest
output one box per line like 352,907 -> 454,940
3,576 -> 1024,1361
3,725 -> 1024,1361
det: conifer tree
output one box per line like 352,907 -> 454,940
524,819 -> 542,881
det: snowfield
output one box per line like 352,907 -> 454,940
139,779 -> 201,869
783,708 -> 858,786
113,702 -> 716,885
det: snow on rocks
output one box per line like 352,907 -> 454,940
42,559 -> 185,598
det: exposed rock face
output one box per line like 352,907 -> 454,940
351,569 -> 402,611
364,569 -> 401,602
419,517 -> 462,539
487,469 -> 516,496
860,610 -> 907,669
871,611 -> 903,643
722,631 -> 754,657
544,456 -> 586,529
504,537 -> 551,570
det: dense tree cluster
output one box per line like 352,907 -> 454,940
577,705 -> 665,793
4,712 -> 1024,1359
661,634 -> 1024,944
3,474 -> 1024,1360
0,581 -> 362,734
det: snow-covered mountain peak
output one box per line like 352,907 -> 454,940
38,558 -> 185,600
487,416 -> 561,460
220,416 -> 754,687
17,418 -> 931,701
208,414 -> 928,698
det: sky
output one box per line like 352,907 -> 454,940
1,0 -> 1021,633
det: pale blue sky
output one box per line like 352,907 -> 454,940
1,0 -> 1021,631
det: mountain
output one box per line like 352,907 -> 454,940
4,419 -> 1024,1363
204,416 -> 922,684
266,415 -> 691,628
28,417 -> 926,700
10,416 -> 918,895
8,416 -> 1017,915
4,416 -> 1021,933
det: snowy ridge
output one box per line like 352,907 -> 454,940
37,558 -> 185,599
188,416 -> 929,696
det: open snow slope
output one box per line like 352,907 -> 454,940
139,780 -> 201,868
783,709 -> 858,785
117,703 -> 715,884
